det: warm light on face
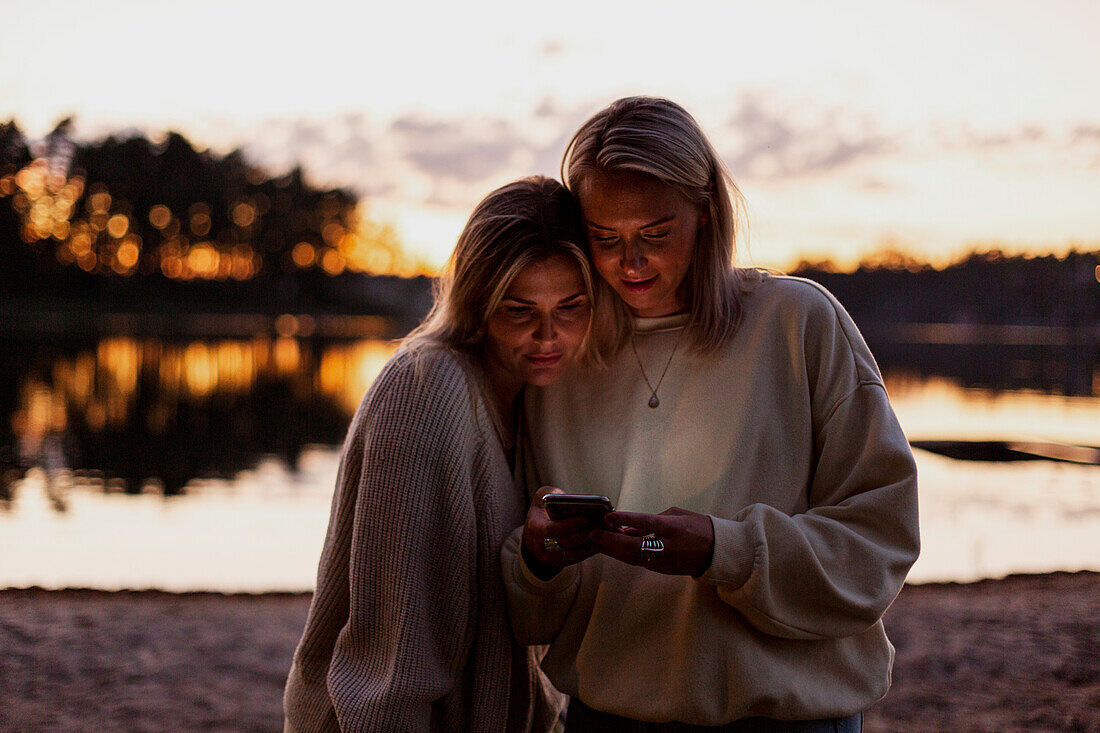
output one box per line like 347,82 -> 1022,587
580,170 -> 703,318
483,254 -> 591,396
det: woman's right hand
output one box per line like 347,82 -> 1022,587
521,486 -> 600,574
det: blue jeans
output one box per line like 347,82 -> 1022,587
564,698 -> 862,733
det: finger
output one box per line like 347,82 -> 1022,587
532,486 -> 566,504
587,529 -> 643,566
537,540 -> 599,568
553,528 -> 594,552
542,516 -> 592,535
605,511 -> 673,535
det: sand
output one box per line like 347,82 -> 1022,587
2,572 -> 1097,732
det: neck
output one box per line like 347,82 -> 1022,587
630,302 -> 689,319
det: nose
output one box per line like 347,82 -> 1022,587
533,311 -> 556,343
622,238 -> 646,273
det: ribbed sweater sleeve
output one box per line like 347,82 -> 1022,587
284,351 -> 482,731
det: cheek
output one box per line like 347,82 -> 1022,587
485,323 -> 527,357
557,315 -> 591,352
589,250 -> 620,282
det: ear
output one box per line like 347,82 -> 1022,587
698,206 -> 710,229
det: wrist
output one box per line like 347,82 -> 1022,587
520,540 -> 562,582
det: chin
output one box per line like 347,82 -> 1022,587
526,370 -> 563,387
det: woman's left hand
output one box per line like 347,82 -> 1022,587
589,507 -> 715,577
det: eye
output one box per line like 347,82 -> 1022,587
589,232 -> 618,246
555,300 -> 590,320
643,230 -> 671,241
501,305 -> 532,319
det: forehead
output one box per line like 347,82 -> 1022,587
503,253 -> 585,298
578,169 -> 693,226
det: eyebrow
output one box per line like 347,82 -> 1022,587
587,215 -> 676,232
502,292 -> 588,305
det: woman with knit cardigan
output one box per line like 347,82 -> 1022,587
284,176 -> 605,732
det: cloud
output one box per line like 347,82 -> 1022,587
538,39 -> 565,58
207,97 -> 1100,213
1071,124 -> 1100,144
388,115 -> 524,183
932,123 -> 1048,151
719,94 -> 895,181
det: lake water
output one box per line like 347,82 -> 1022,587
2,337 -> 1099,591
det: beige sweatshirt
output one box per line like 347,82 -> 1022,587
501,274 -> 920,724
284,348 -> 562,732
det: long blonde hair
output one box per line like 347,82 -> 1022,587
404,176 -> 603,431
562,96 -> 749,354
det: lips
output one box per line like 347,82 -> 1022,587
621,274 -> 658,293
525,353 -> 562,368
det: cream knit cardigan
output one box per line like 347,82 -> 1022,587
284,348 -> 561,732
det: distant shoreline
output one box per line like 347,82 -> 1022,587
3,569 -> 1095,596
0,307 -> 410,340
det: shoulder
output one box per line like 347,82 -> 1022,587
740,271 -> 846,321
355,345 -> 482,434
739,272 -> 881,383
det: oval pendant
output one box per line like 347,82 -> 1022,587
648,395 -> 660,409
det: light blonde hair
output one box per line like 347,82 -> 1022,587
562,96 -> 749,354
405,176 -> 603,434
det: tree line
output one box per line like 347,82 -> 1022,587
0,119 -> 430,326
3,118 -> 1097,333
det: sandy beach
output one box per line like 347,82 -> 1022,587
2,571 -> 1097,732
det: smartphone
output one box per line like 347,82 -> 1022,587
542,493 -> 615,525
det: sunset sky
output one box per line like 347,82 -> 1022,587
2,0 -> 1098,271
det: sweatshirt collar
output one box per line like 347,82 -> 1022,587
633,312 -> 690,334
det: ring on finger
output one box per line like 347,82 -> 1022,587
639,533 -> 664,567
543,537 -> 563,553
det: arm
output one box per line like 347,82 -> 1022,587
702,381 -> 920,640
283,398 -> 369,732
501,526 -> 582,646
500,488 -> 594,646
323,353 -> 481,731
705,283 -> 920,639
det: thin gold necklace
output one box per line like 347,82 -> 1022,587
630,327 -> 686,409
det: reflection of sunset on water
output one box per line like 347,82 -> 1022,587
6,336 -> 400,494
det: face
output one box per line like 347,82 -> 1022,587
484,253 -> 591,395
579,169 -> 705,318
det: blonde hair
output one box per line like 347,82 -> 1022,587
562,96 -> 748,354
405,176 -> 603,432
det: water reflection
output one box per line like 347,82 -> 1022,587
2,336 -> 397,497
3,444 -> 1098,591
2,337 -> 1099,590
2,335 -> 1098,509
871,338 -> 1099,397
